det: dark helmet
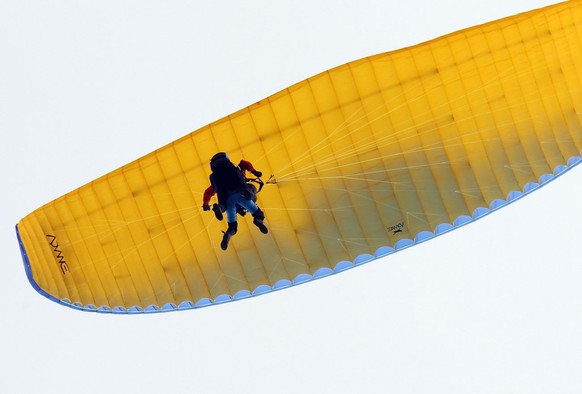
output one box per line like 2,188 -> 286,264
210,152 -> 229,167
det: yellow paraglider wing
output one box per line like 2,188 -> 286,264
16,1 -> 582,312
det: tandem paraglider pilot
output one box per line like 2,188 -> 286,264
202,152 -> 268,250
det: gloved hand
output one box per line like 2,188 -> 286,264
236,206 -> 247,216
202,204 -> 210,211
252,170 -> 262,178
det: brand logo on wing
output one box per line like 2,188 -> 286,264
46,234 -> 69,275
387,221 -> 405,234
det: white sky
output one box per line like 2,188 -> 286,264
3,1 -> 582,393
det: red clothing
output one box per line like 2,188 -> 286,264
238,159 -> 257,175
203,159 -> 258,205
202,185 -> 217,206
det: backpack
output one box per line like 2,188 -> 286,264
209,153 -> 248,206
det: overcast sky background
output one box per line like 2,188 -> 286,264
3,1 -> 582,393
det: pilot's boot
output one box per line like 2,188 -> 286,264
212,203 -> 224,221
252,208 -> 268,234
221,221 -> 238,250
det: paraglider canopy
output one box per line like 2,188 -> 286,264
15,0 -> 582,313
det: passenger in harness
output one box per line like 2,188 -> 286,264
202,152 -> 268,250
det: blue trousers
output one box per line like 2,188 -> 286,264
225,191 -> 258,223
